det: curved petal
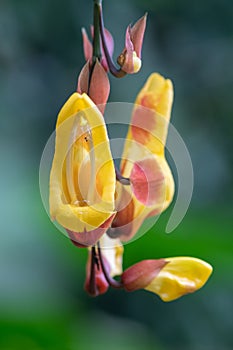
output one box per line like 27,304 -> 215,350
130,14 -> 147,58
122,73 -> 174,163
145,257 -> 213,302
111,73 -> 174,241
50,93 -> 116,236
82,28 -> 92,62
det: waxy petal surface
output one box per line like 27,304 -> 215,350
50,93 -> 116,239
109,73 -> 174,241
145,257 -> 213,301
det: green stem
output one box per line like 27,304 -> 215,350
93,0 -> 102,62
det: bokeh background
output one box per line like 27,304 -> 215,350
1,0 -> 233,349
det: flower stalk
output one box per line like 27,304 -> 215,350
93,0 -> 102,62
97,242 -> 123,289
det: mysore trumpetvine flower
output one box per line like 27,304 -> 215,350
108,73 -> 175,241
50,92 -> 116,247
49,0 -> 212,299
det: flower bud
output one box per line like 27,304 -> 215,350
84,251 -> 110,296
77,60 -> 110,114
81,27 -> 114,72
117,14 -> 147,74
122,259 -> 167,291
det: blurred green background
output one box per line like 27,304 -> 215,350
0,0 -> 233,349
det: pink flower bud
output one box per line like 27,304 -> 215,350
82,27 -> 114,72
117,14 -> 147,74
77,60 -> 110,114
90,26 -> 114,71
84,251 -> 110,296
122,259 -> 167,291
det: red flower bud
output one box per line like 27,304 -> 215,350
122,259 -> 167,291
77,60 -> 110,114
84,251 -> 110,296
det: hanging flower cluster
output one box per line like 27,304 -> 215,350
49,0 -> 212,299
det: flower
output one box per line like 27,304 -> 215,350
108,73 -> 175,241
122,257 -> 213,302
49,92 -> 116,247
49,73 -> 213,299
48,0 -> 213,301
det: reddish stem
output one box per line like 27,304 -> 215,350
97,242 -> 123,289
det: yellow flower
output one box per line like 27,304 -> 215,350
108,73 -> 175,241
50,92 -> 116,246
122,257 -> 213,302
145,257 -> 213,301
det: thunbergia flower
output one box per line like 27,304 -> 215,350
50,93 -> 116,247
49,0 -> 213,300
108,73 -> 175,241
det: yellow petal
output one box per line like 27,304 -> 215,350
122,73 -> 173,164
112,73 -> 175,241
145,257 -> 213,302
136,72 -> 173,119
50,92 -> 116,233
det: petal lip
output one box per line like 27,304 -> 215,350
145,257 -> 213,302
67,214 -> 115,247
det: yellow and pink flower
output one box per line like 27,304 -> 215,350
49,0 -> 213,299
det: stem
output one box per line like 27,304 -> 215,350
97,242 -> 124,289
97,2 -> 127,78
88,0 -> 102,94
115,167 -> 131,185
89,246 -> 97,295
93,0 -> 102,61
